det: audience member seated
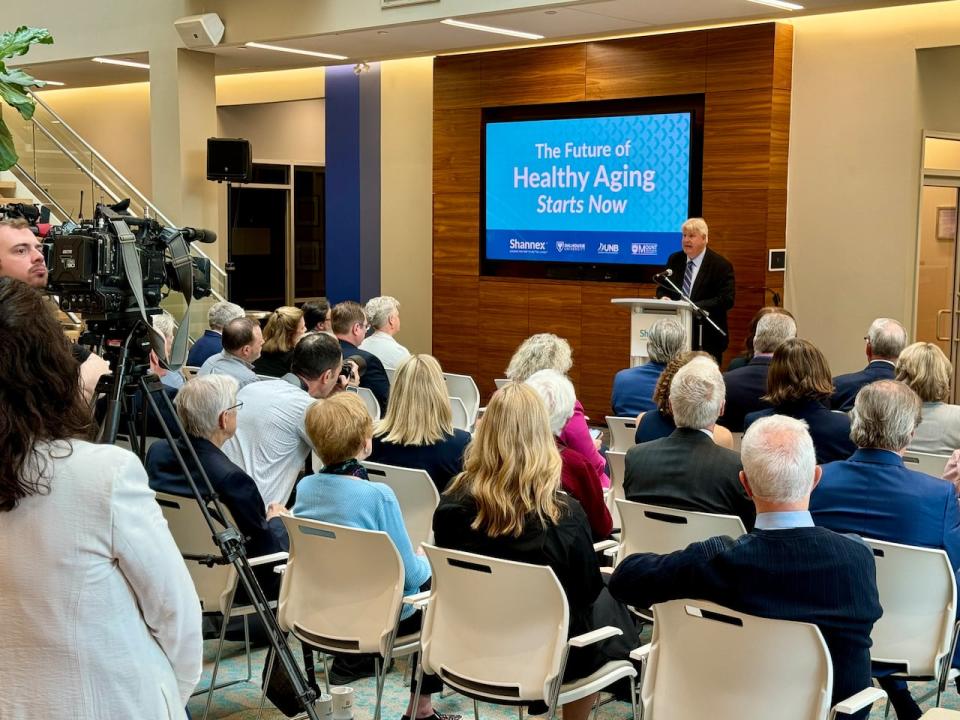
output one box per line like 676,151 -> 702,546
895,341 -> 960,455
720,311 -> 797,431
198,316 -> 263,388
831,317 -> 906,411
146,375 -> 290,599
361,295 -> 411,369
332,300 -> 391,413
291,393 -> 454,720
526,369 -> 613,540
253,306 -> 306,378
369,354 -> 470,493
811,380 -> 960,720
187,300 -> 245,367
152,310 -> 185,390
726,306 -> 796,372
745,338 -> 856,464
610,415 -> 882,720
624,357 -> 754,529
434,383 -> 638,720
0,277 -> 202,717
634,350 -> 734,449
942,451 -> 960,496
224,333 -> 346,506
611,318 -> 684,417
506,333 -> 610,489
301,297 -> 331,334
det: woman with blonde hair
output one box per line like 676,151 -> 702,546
505,333 -> 610,488
896,341 -> 960,455
434,383 -> 637,720
369,354 -> 471,493
253,306 -> 306,377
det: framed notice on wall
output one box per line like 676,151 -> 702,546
937,206 -> 957,241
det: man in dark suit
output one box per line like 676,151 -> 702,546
655,217 -> 735,363
811,379 -> 960,720
831,318 -> 907,411
331,300 -> 391,413
720,312 -> 796,432
624,356 -> 754,529
611,415 -> 882,720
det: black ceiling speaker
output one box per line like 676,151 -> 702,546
206,137 -> 252,183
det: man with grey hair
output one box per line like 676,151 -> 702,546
831,318 -> 907,411
611,318 -> 685,416
721,311 -> 797,432
611,415 -> 882,719
150,310 -> 184,391
360,295 -> 410,369
623,357 -> 753,528
187,300 -> 245,367
811,379 -> 960,719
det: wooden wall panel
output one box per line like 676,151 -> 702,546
480,44 -> 587,107
585,33 -> 706,100
769,88 -> 791,192
433,193 -> 479,276
773,24 -> 794,92
478,279 -> 530,397
528,282 -> 583,389
434,108 -> 481,192
432,275 -> 479,379
706,24 -> 777,92
702,89 -> 773,192
434,55 -> 483,110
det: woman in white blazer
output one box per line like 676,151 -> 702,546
0,277 -> 202,719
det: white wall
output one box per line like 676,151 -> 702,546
217,99 -> 325,164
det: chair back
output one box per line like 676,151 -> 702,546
449,397 -> 470,431
494,378 -> 510,390
184,365 -> 200,379
444,373 -> 480,427
865,538 -> 957,677
615,500 -> 746,559
641,599 -> 832,720
385,367 -> 396,386
363,460 -> 440,548
902,451 -> 951,478
278,517 -> 405,657
348,385 -> 381,421
606,450 -> 627,529
420,544 -> 569,703
605,416 -> 638,453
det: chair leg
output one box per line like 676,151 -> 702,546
473,699 -> 480,720
591,693 -> 601,720
373,656 -> 385,720
243,615 -> 252,682
321,653 -> 330,694
257,647 -> 277,720
410,657 -> 426,720
630,676 -> 640,720
884,697 -> 891,719
201,603 -> 235,720
518,707 -> 524,720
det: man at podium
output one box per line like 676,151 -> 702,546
655,217 -> 735,364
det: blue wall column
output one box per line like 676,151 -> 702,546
325,63 -> 381,303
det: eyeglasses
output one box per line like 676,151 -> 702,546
223,402 -> 244,413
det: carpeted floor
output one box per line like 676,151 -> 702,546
189,636 -> 960,720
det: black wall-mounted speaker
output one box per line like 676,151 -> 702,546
206,137 -> 252,183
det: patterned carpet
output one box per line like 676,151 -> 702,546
189,636 -> 960,720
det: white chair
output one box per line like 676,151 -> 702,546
902,451 -> 951,478
449,396 -> 470,431
613,500 -> 747,562
413,544 -> 638,720
494,378 -> 510,390
444,372 -> 480,428
363,460 -> 440,549
633,598 -> 885,720
155,492 -> 286,720
348,385 -> 381,421
605,450 -> 626,529
922,710 -> 960,719
385,367 -> 396,386
277,517 -> 422,720
864,538 -> 960,708
605,416 -> 637,453
184,365 -> 201,379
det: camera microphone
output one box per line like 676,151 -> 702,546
180,227 -> 217,243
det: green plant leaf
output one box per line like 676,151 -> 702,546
0,26 -> 52,60
0,119 -> 18,171
0,79 -> 36,120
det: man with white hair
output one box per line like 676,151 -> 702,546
720,311 -> 797,431
611,318 -> 685,416
831,318 -> 907,411
610,415 -> 882,719
622,357 -> 753,528
360,295 -> 410,369
187,300 -> 245,367
811,380 -> 960,720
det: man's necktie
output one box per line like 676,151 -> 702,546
682,260 -> 695,296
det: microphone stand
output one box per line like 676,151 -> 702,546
655,272 -> 726,350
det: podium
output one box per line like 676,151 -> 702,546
612,298 -> 693,367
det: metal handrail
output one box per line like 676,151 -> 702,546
31,119 -> 121,202
13,162 -> 73,222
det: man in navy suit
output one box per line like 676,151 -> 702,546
611,415 -> 882,719
812,379 -> 960,719
655,217 -> 735,364
331,300 -> 391,413
611,318 -> 685,417
719,312 -> 796,432
831,318 -> 906,411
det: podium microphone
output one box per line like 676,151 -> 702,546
653,268 -> 673,281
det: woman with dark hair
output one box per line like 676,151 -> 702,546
0,278 -> 202,718
727,306 -> 797,371
744,337 -> 855,464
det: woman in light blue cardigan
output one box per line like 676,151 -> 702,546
292,392 -> 457,720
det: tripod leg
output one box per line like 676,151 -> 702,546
258,646 -> 277,720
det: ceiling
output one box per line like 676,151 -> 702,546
15,0 -> 943,90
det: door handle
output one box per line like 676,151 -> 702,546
938,309 -> 952,341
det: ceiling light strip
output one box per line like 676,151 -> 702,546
746,0 -> 804,10
441,18 -> 544,40
33,79 -> 65,86
92,57 -> 150,69
244,42 -> 347,61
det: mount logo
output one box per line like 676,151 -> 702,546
631,243 -> 657,256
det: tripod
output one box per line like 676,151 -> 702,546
93,317 -> 321,720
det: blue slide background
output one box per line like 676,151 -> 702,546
485,112 -> 691,265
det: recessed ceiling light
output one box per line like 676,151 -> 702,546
441,18 -> 544,40
545,10 -> 558,15
244,42 -> 347,61
747,0 -> 804,10
33,79 -> 65,86
92,57 -> 150,69
377,30 -> 389,35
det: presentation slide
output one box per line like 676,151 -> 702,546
485,112 -> 692,266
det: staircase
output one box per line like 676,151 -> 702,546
2,92 -> 228,340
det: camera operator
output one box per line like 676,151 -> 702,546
0,218 -> 111,402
